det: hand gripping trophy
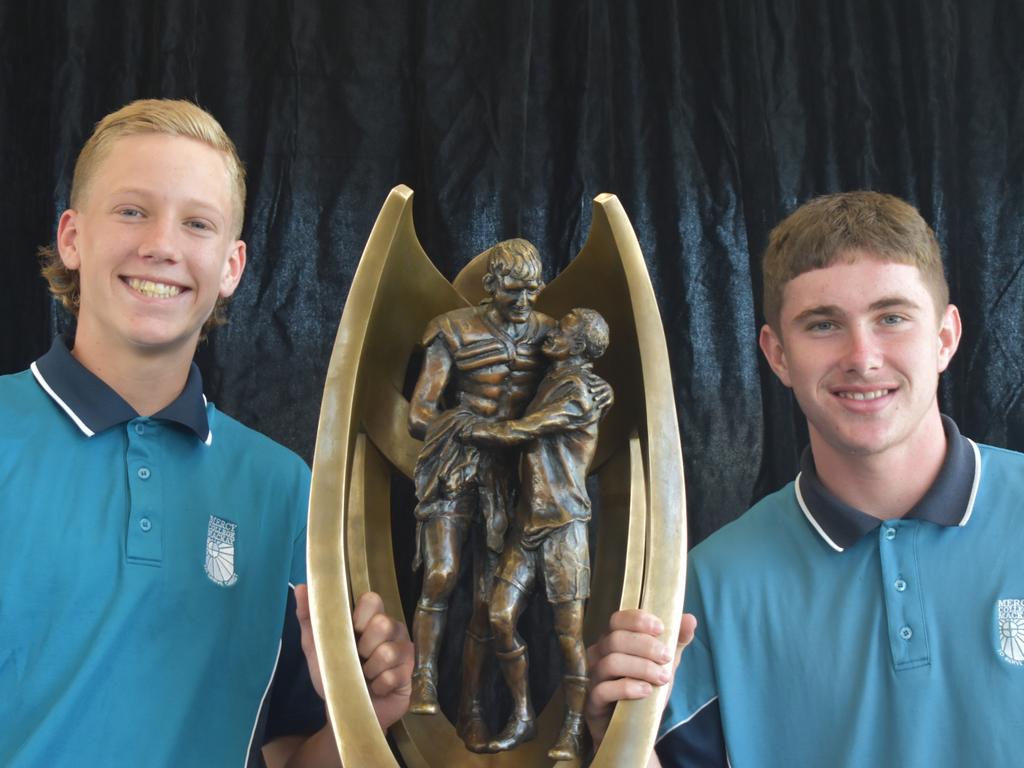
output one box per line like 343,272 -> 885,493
406,238 -> 555,751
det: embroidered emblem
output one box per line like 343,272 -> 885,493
205,515 -> 238,587
997,599 -> 1024,665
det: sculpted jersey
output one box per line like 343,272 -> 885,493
423,305 -> 555,420
414,306 -> 556,553
484,362 -> 611,542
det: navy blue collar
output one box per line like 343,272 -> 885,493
795,415 -> 980,552
30,335 -> 212,444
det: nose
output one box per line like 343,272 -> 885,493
138,216 -> 181,261
514,291 -> 530,307
841,325 -> 883,374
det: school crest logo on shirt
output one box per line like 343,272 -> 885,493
997,599 -> 1024,665
205,515 -> 238,587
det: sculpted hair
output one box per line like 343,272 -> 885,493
484,238 -> 544,291
569,308 -> 610,360
39,99 -> 245,331
762,191 -> 949,331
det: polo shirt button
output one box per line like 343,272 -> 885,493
894,579 -> 907,592
884,527 -> 897,540
134,423 -> 145,435
139,517 -> 152,532
137,467 -> 151,480
899,625 -> 913,640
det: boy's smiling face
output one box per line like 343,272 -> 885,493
57,133 -> 245,358
759,252 -> 960,461
542,311 -> 584,361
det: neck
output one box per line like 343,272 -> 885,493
71,326 -> 197,417
809,409 -> 948,521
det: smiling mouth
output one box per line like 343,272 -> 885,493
126,278 -> 183,299
837,389 -> 891,401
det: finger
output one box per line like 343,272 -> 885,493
661,613 -> 698,678
356,611 -> 406,660
364,643 -> 414,696
677,614 -> 697,649
607,609 -> 665,637
587,676 -> 656,711
367,664 -> 413,698
352,591 -> 386,635
590,650 -> 673,688
591,628 -> 672,670
362,633 -> 414,681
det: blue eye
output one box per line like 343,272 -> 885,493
880,315 -> 904,326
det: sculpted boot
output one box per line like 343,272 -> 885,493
457,630 -> 493,751
548,675 -> 588,761
486,643 -> 537,752
410,603 -> 445,715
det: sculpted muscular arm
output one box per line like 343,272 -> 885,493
408,337 -> 454,440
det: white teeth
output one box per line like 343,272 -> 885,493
127,278 -> 182,298
838,390 -> 889,401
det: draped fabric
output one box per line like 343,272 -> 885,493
2,1 -> 1022,547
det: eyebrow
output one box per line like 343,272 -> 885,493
791,296 -> 923,324
109,188 -> 227,218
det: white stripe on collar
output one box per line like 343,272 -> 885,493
202,394 -> 213,446
31,361 -> 94,437
32,360 -> 214,445
959,438 -> 981,527
794,471 -> 844,553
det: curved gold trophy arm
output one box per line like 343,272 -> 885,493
574,195 -> 687,767
308,185 -> 465,768
308,186 -> 686,767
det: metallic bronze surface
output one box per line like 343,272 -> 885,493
308,185 -> 686,767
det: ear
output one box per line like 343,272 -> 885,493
482,272 -> 496,296
936,304 -> 962,373
218,240 -> 247,298
56,209 -> 82,270
759,324 -> 792,388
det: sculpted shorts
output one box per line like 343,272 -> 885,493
497,520 -> 591,603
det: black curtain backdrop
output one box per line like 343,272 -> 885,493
3,1 -> 1023,548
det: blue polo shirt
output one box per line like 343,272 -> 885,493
0,337 -> 320,767
657,417 -> 1024,767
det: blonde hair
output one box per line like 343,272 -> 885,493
763,191 -> 948,331
40,99 -> 246,331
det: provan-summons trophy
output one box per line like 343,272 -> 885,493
406,236 -> 613,760
305,186 -> 686,768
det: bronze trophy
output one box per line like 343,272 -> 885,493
306,185 -> 685,767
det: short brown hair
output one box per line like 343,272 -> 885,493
762,191 -> 949,331
567,308 -> 609,360
40,98 -> 246,332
